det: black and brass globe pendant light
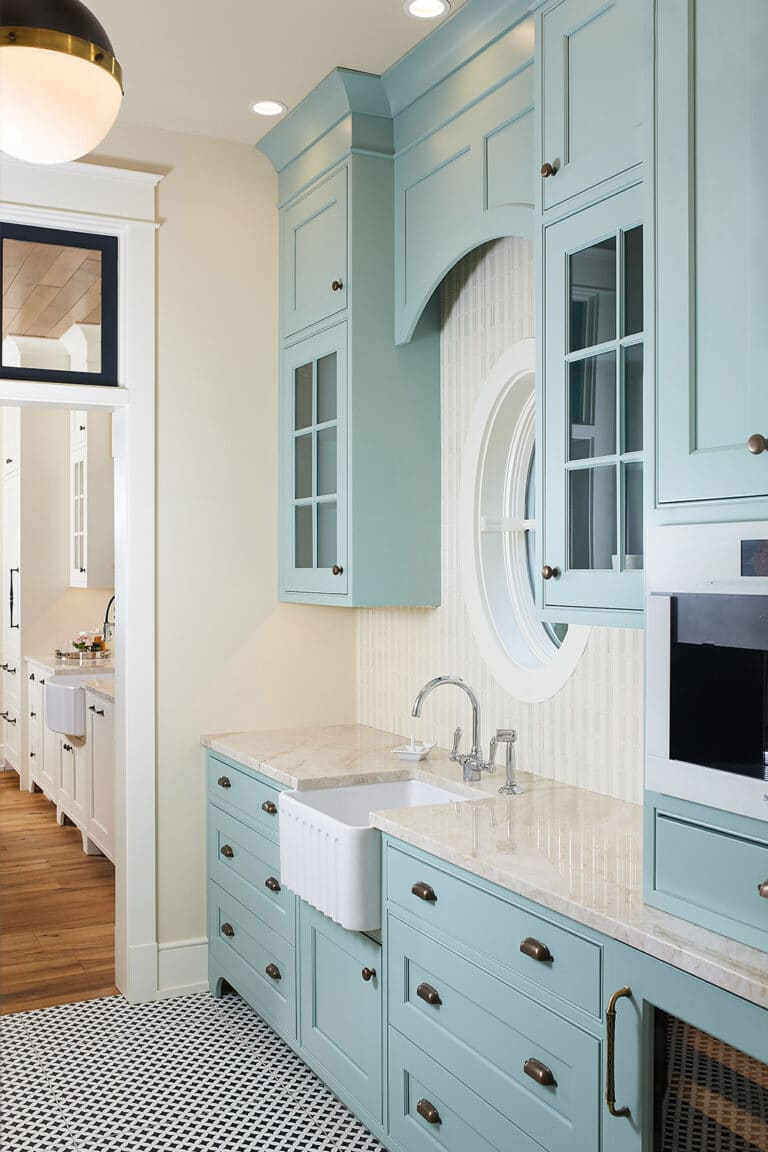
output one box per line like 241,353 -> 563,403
0,0 -> 123,164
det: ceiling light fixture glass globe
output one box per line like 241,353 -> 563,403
0,0 -> 123,165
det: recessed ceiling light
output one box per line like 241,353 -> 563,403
404,0 -> 450,18
251,100 -> 287,117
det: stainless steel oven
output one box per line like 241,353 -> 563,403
646,522 -> 768,825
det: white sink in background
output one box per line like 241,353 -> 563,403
45,679 -> 86,736
279,779 -> 467,932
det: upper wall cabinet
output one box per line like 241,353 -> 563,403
283,168 -> 348,339
656,0 -> 768,510
538,0 -> 648,212
260,71 -> 441,607
385,9 -> 536,344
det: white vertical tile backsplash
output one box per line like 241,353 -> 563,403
356,238 -> 644,805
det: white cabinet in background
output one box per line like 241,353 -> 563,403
69,410 -> 114,589
57,734 -> 94,851
85,691 -> 114,862
26,664 -> 44,792
2,406 -> 20,478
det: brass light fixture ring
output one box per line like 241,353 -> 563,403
0,27 -> 123,91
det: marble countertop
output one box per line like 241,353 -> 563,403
203,723 -> 768,1010
26,653 -> 115,677
79,678 -> 115,703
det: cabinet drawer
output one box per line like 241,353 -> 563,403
206,755 -> 282,838
208,806 -> 295,944
386,845 -> 602,1017
299,902 -> 382,1124
388,916 -> 599,1151
208,881 -> 296,1041
653,809 -> 768,951
282,167 -> 347,338
388,1030 -> 543,1152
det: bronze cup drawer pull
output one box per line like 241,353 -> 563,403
265,963 -> 281,982
265,876 -> 281,893
520,937 -> 553,964
262,800 -> 278,816
606,986 -> 633,1119
416,1099 -> 441,1126
220,844 -> 235,859
361,967 -> 377,982
411,881 -> 437,903
758,880 -> 768,899
524,1058 -> 557,1088
416,982 -> 442,1006
221,922 -> 235,938
217,776 -> 231,789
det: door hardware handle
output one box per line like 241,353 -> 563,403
217,776 -> 231,789
524,1057 -> 557,1087
747,434 -> 768,455
361,967 -> 377,982
262,800 -> 277,815
221,922 -> 235,938
416,1099 -> 441,1126
89,705 -> 96,712
8,717 -> 16,725
332,564 -> 343,576
265,963 -> 281,981
95,709 -> 104,716
30,712 -> 36,719
331,279 -> 343,291
0,711 -> 7,719
520,937 -> 553,963
541,565 -> 560,580
416,983 -> 442,1006
265,876 -> 281,893
540,161 -> 558,178
9,567 -> 18,629
29,672 -> 35,680
606,986 -> 633,1118
220,845 -> 234,859
758,880 -> 768,899
63,742 -> 72,751
411,881 -> 437,903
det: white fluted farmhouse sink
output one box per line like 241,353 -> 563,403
279,779 -> 467,932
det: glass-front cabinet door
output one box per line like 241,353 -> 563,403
282,324 -> 347,597
542,183 -> 645,619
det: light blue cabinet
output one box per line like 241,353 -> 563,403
537,0 -> 648,212
656,0 -> 768,510
298,902 -> 382,1127
282,167 -> 347,339
260,76 -> 442,607
540,183 -> 646,622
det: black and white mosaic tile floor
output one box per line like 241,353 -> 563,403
0,992 -> 385,1152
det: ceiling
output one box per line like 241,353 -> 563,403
87,0 -> 466,147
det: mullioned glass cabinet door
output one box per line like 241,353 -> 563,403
542,183 -> 645,617
281,324 -> 347,596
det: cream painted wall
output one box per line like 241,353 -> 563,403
94,123 -> 356,949
357,239 -> 644,805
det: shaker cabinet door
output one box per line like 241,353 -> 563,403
541,184 -> 645,617
282,167 -> 347,339
282,325 -> 347,597
539,0 -> 648,211
656,0 -> 768,506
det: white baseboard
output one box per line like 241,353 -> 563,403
157,937 -> 209,999
118,941 -> 160,1004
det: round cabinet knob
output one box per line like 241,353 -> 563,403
758,880 -> 768,899
265,963 -> 282,981
331,279 -> 343,292
540,161 -> 558,178
220,844 -> 235,859
747,434 -> 768,455
541,565 -> 560,581
217,776 -> 231,789
361,967 -> 377,982
261,800 -> 277,815
332,564 -> 344,576
221,922 -> 235,938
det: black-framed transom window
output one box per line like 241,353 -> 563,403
0,222 -> 118,387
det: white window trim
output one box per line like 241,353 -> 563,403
459,338 -> 590,703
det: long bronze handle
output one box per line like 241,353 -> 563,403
606,986 -> 632,1118
265,876 -> 281,893
262,800 -> 277,815
417,982 -> 442,1006
524,1058 -> 557,1087
416,1099 -> 441,1126
265,963 -> 281,981
411,881 -> 437,903
520,937 -> 553,963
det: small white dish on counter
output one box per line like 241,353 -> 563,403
392,738 -> 435,762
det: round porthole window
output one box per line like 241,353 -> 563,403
459,338 -> 590,703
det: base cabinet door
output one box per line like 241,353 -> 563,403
57,737 -> 88,830
298,902 -> 382,1126
87,695 -> 114,862
603,941 -> 768,1151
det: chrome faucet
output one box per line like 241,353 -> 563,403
411,675 -> 496,784
103,595 -> 115,644
495,729 -> 521,795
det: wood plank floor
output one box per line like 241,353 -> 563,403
0,769 -> 117,1014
